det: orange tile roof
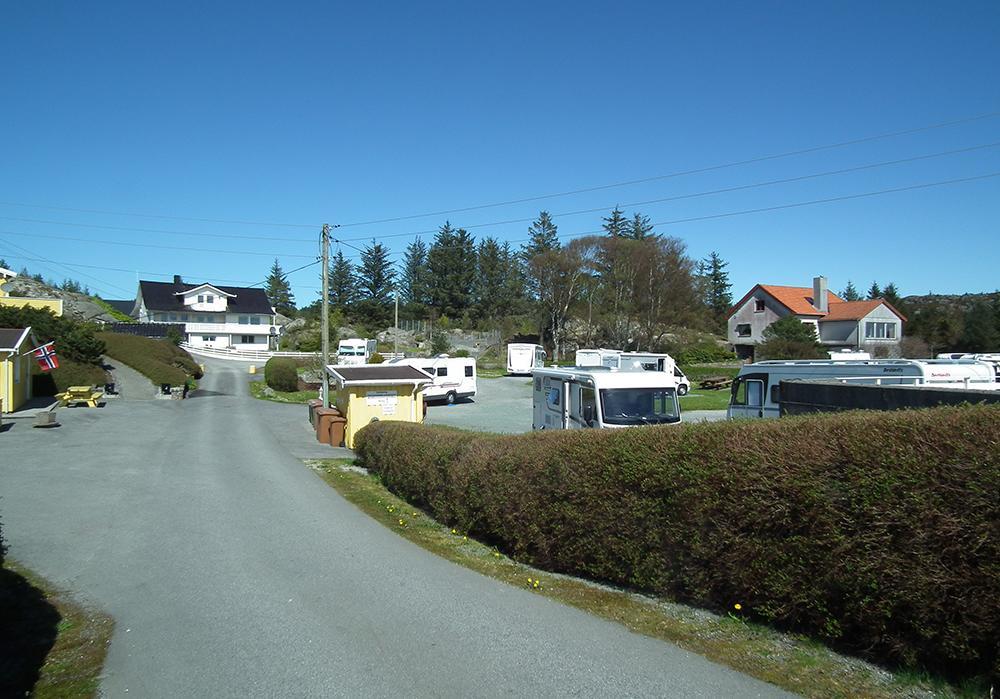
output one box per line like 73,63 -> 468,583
824,299 -> 907,322
727,284 -> 908,322
758,285 -> 842,316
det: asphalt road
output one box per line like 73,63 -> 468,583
0,359 -> 790,697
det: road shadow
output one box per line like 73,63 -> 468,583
0,423 -> 12,433
188,389 -> 230,397
0,567 -> 61,696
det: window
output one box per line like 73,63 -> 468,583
753,298 -> 766,313
239,315 -> 249,325
732,379 -> 764,407
422,367 -> 435,375
865,322 -> 896,340
250,315 -> 261,325
464,365 -> 474,377
203,335 -> 216,341
600,387 -> 679,425
240,335 -> 255,344
770,385 -> 781,405
206,294 -> 214,303
437,367 -> 448,377
534,377 -> 542,391
198,295 -> 204,303
580,387 -> 597,424
168,313 -> 178,321
546,387 -> 561,409
736,323 -> 751,338
180,314 -> 189,321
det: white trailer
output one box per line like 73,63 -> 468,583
576,348 -> 690,395
728,358 -> 999,419
387,354 -> 477,404
337,338 -> 377,366
507,343 -> 546,375
936,352 -> 1000,379
532,366 -> 681,430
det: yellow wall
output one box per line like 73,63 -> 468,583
0,296 -> 64,316
334,384 -> 425,449
0,350 -> 33,413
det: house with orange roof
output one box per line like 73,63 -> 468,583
727,276 -> 906,361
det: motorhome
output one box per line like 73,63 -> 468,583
387,354 -> 477,404
936,352 -> 1000,379
728,358 -> 999,419
532,366 -> 681,430
337,338 -> 377,366
576,348 -> 690,395
507,343 -> 546,375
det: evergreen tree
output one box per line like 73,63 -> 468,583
626,213 -> 654,240
499,242 -> 527,315
523,211 -> 560,256
264,258 -> 296,316
427,222 -> 476,318
867,281 -> 882,300
328,250 -> 356,311
959,301 -> 999,352
841,280 -> 861,301
699,251 -> 732,326
474,237 -> 507,321
401,238 -> 430,306
757,316 -> 825,360
357,240 -> 395,303
882,282 -> 902,308
0,258 -> 8,269
602,207 -> 628,238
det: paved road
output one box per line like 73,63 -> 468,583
0,359 -> 791,697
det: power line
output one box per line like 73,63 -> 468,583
0,230 -> 317,258
0,216 -> 315,243
0,202 -> 319,229
0,238 -> 131,298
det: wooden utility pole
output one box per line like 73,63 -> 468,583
320,223 -> 330,406
394,291 -> 399,356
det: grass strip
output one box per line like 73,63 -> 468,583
0,560 -> 113,698
307,458 -> 979,699
249,380 -> 318,403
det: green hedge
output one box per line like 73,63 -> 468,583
264,357 -> 298,392
355,406 -> 1000,680
33,358 -> 110,394
97,332 -> 202,386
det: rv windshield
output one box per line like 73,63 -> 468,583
600,388 -> 679,425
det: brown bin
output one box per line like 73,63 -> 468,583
314,407 -> 340,444
327,416 -> 347,448
307,399 -> 323,427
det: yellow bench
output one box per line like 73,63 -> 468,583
57,385 -> 105,408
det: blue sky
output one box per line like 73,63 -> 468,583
1,1 -> 998,305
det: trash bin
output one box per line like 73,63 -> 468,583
314,407 -> 340,445
307,399 -> 323,427
328,416 -> 347,447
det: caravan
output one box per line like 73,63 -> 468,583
507,343 -> 546,375
728,358 -> 998,419
532,366 -> 681,430
387,355 -> 477,404
337,338 -> 378,366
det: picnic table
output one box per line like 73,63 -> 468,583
697,377 -> 734,391
57,385 -> 105,408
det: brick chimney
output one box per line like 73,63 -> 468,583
813,276 -> 828,313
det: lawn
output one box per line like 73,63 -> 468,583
249,380 -> 318,403
679,389 -> 732,411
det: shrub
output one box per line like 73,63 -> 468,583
264,357 -> 298,392
369,352 -> 385,364
33,358 -> 109,393
97,332 -> 199,386
453,349 -> 470,358
355,406 -> 1000,681
673,342 -> 736,364
0,306 -> 105,364
430,333 -> 451,355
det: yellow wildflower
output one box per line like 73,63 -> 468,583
734,603 -> 742,611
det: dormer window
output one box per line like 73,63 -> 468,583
753,299 -> 766,313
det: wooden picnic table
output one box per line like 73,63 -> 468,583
57,385 -> 105,408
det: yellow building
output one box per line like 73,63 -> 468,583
0,327 -> 34,414
0,266 -> 65,316
325,364 -> 433,449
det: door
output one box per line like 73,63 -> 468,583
729,372 -> 767,419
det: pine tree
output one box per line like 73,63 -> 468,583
842,280 -> 861,302
474,237 -> 507,322
265,258 -> 296,316
427,222 -> 476,318
959,301 -> 999,352
882,282 -> 902,308
867,281 -> 882,300
523,211 -> 560,257
357,240 -> 395,303
401,238 -> 430,306
602,207 -> 628,238
328,250 -> 356,311
699,251 -> 732,326
626,213 -> 654,240
0,258 -> 8,269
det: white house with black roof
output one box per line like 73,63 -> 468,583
135,276 -> 278,350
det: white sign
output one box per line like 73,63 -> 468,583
366,389 -> 398,415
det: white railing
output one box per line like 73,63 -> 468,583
180,343 -> 318,362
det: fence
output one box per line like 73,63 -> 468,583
108,322 -> 184,338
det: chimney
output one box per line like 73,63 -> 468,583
813,276 -> 828,313
173,275 -> 182,285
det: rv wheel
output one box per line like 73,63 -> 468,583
677,384 -> 689,396
446,391 -> 457,405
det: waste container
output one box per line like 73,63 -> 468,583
328,416 -> 348,447
307,399 -> 323,427
314,407 -> 340,445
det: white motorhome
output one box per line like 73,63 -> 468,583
337,338 -> 377,366
936,352 -> 1000,379
576,348 -> 691,395
387,354 -> 477,404
532,366 -> 681,430
575,348 -> 621,367
728,358 -> 999,419
507,343 -> 546,375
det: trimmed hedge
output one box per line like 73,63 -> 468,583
97,332 -> 202,386
355,406 -> 1000,680
264,357 -> 298,392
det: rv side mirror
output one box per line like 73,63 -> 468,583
583,404 -> 595,426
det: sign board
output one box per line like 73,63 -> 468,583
366,389 -> 398,415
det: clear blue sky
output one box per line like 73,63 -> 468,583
1,1 -> 998,305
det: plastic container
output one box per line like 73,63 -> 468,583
307,399 -> 323,427
314,407 -> 340,444
328,416 -> 348,447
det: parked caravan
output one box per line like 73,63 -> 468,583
532,366 -> 680,430
577,348 -> 691,395
387,354 -> 477,404
936,352 -> 1000,379
728,358 -> 998,419
337,338 -> 377,366
828,349 -> 871,360
507,343 -> 546,375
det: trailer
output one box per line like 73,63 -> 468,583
728,358 -> 998,419
337,338 -> 377,366
575,348 -> 690,395
507,343 -> 546,375
935,352 -> 1000,379
387,354 -> 477,404
532,366 -> 681,430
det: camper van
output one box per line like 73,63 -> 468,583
576,348 -> 691,395
936,353 -> 1000,379
387,355 -> 477,404
337,338 -> 377,366
728,358 -> 999,419
507,343 -> 546,375
532,366 -> 681,430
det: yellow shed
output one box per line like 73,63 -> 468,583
0,327 -> 35,414
325,364 -> 433,449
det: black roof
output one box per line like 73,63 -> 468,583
329,365 -> 431,382
103,299 -> 137,316
138,280 -> 273,314
0,327 -> 30,350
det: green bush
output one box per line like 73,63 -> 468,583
355,406 -> 1000,681
674,342 -> 736,364
0,306 -> 105,364
453,349 -> 470,358
33,358 -> 109,393
430,333 -> 451,355
369,352 -> 385,364
264,357 -> 298,392
97,332 -> 200,386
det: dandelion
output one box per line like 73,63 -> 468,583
533,581 -> 540,589
493,551 -> 500,558
398,519 -> 405,526
462,536 -> 467,541
451,529 -> 457,535
734,603 -> 742,611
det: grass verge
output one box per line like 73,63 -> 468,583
308,458 -> 980,699
679,390 -> 732,411
0,559 -> 113,698
249,380 -> 318,403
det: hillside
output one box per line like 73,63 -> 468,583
3,276 -> 122,323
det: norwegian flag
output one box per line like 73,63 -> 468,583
33,342 -> 59,371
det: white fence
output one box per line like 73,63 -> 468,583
181,343 -> 407,364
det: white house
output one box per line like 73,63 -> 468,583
727,276 -> 907,361
135,276 -> 278,350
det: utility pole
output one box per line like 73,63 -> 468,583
320,223 -> 330,406
394,290 -> 399,356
